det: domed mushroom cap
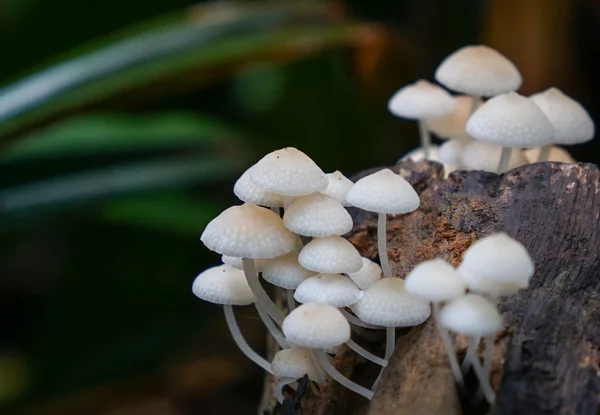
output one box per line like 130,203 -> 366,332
233,166 -> 285,208
457,263 -> 524,297
530,87 -> 595,145
388,79 -> 456,120
438,137 -> 471,168
405,258 -> 466,302
466,92 -> 555,148
434,45 -> 522,97
249,147 -> 328,197
201,203 -> 297,258
271,347 -> 319,380
440,293 -> 503,337
294,274 -> 362,308
347,257 -> 382,290
192,264 -> 254,306
461,140 -> 528,173
283,193 -> 353,237
524,146 -> 575,164
298,235 -> 362,274
320,171 -> 354,206
351,278 -> 431,327
428,95 -> 481,139
261,252 -> 315,289
282,303 -> 351,349
346,169 -> 420,215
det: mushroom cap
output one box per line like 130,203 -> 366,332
233,166 -> 285,208
221,255 -> 244,270
438,137 -> 471,168
282,303 -> 351,349
405,258 -> 466,302
201,203 -> 297,258
192,264 -> 254,306
398,145 -> 441,163
261,252 -> 316,289
466,92 -> 555,148
283,193 -> 353,237
457,263 -> 524,296
434,45 -> 522,97
346,169 -> 420,214
298,235 -> 362,274
524,146 -> 575,164
460,232 -> 534,286
530,87 -> 595,145
271,347 -> 319,380
249,147 -> 328,197
428,95 -> 481,139
294,274 -> 363,308
351,278 -> 431,327
461,140 -> 528,173
439,293 -> 503,337
388,79 -> 456,120
320,171 -> 354,207
347,257 -> 382,290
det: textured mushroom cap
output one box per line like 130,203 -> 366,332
282,303 -> 351,349
457,263 -> 524,296
434,45 -> 522,97
428,95 -> 481,139
388,79 -> 456,120
320,171 -> 354,207
346,169 -> 420,214
461,140 -> 528,173
351,278 -> 431,327
298,235 -> 362,274
399,145 -> 441,163
438,137 -> 471,168
201,203 -> 297,258
249,147 -> 328,197
271,347 -> 319,380
524,146 -> 575,164
283,193 -> 353,237
530,87 -> 595,145
192,264 -> 254,306
261,252 -> 316,289
461,232 -> 534,286
466,92 -> 555,148
439,294 -> 503,336
347,257 -> 382,290
233,166 -> 285,208
405,258 -> 466,302
294,274 -> 362,307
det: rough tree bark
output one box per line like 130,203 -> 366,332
261,159 -> 600,415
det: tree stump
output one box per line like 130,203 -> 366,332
262,159 -> 600,415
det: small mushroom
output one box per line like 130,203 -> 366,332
320,170 -> 354,206
260,252 -> 316,311
283,193 -> 353,238
298,235 -> 362,275
461,140 -> 528,173
233,165 -> 285,209
428,95 -> 482,139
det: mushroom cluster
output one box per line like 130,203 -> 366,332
392,45 -> 595,173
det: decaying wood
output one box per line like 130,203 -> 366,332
264,159 -> 600,415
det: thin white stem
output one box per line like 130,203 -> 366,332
223,305 -> 273,374
384,326 -> 395,360
243,258 -> 285,326
377,213 -> 392,278
341,309 -> 383,329
537,145 -> 551,162
497,147 -> 512,173
470,95 -> 479,115
286,289 -> 296,311
315,348 -> 374,400
467,336 -> 495,404
418,119 -> 431,160
255,303 -> 289,349
346,339 -> 388,367
433,303 -> 465,389
276,378 -> 297,404
306,349 -> 327,386
460,335 -> 481,374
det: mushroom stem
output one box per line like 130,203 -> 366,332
315,348 -> 374,400
286,289 -> 296,311
497,147 -> 512,173
377,213 -> 393,278
223,305 -> 273,374
306,349 -> 327,386
466,336 -> 496,404
255,303 -> 289,349
537,145 -> 551,162
384,326 -> 395,360
433,302 -> 465,389
341,309 -> 383,330
418,119 -> 431,160
276,378 -> 297,404
460,335 -> 481,374
242,258 -> 285,326
470,95 -> 479,115
346,339 -> 388,367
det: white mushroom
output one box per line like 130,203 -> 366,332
347,257 -> 382,290
298,235 -> 362,274
524,146 -> 575,164
233,165 -> 285,208
283,193 -> 353,237
320,170 -> 354,206
428,95 -> 481,139
461,140 -> 528,173
260,252 -> 316,311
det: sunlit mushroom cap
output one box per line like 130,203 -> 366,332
192,264 -> 254,306
428,95 -> 481,139
388,79 -> 455,120
439,294 -> 503,337
405,258 -> 466,302
282,303 -> 351,349
283,193 -> 353,237
524,146 -> 575,164
261,252 -> 315,289
347,257 -> 382,290
294,274 -> 362,308
320,171 -> 354,206
298,235 -> 362,274
233,165 -> 285,208
461,140 -> 528,173
271,347 -> 319,380
434,45 -> 522,97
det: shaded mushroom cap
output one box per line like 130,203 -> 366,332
192,264 -> 254,306
428,95 -> 481,139
399,145 -> 441,163
346,169 -> 420,214
351,278 -> 431,327
283,193 -> 353,237
457,263 -> 524,297
294,274 -> 362,307
233,166 -> 285,208
221,255 -> 243,270
201,203 -> 296,258
524,146 -> 575,164
466,92 -> 555,148
388,79 -> 456,120
249,147 -> 328,197
438,137 -> 471,168
347,257 -> 382,290
405,258 -> 466,302
530,87 -> 595,145
261,252 -> 316,289
461,140 -> 528,173
271,347 -> 319,380
282,303 -> 351,349
320,171 -> 354,206
298,235 -> 362,274
434,45 -> 522,97
439,293 -> 503,337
